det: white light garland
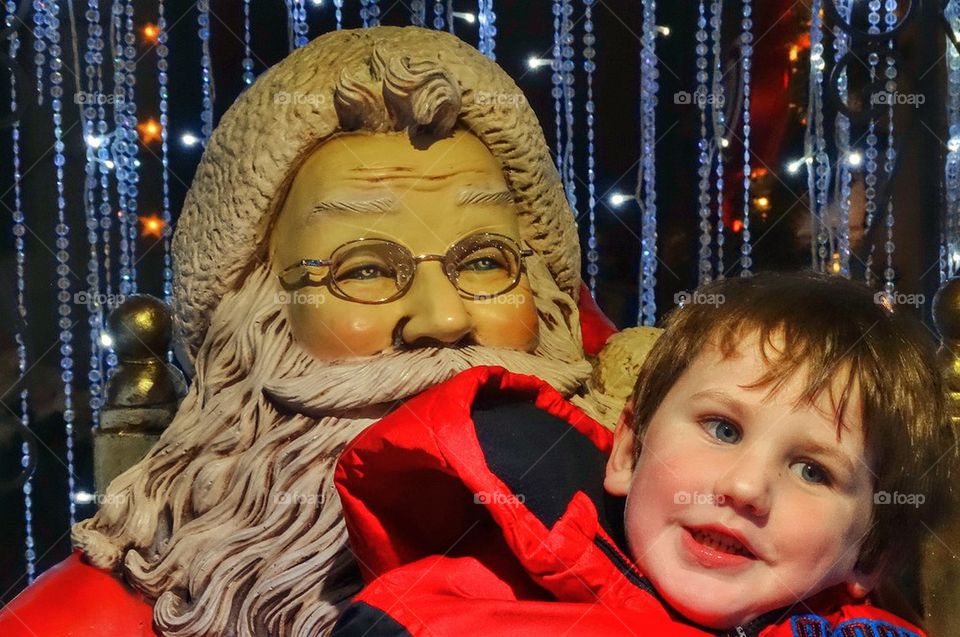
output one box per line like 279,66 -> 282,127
639,0 -> 659,325
739,0 -> 753,275
583,0 -> 599,293
7,0 -> 35,582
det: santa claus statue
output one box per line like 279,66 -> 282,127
0,26 -> 638,637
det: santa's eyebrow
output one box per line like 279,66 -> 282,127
457,190 -> 514,206
310,197 -> 397,215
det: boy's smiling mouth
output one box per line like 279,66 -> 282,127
681,525 -> 759,567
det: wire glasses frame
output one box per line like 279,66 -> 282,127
277,232 -> 535,305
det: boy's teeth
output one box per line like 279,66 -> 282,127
692,529 -> 751,557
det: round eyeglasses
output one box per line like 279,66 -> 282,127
278,232 -> 535,304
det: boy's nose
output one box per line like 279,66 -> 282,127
713,461 -> 772,518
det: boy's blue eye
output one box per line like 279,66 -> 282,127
703,418 -> 741,444
790,461 -> 830,485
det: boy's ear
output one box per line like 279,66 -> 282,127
844,568 -> 880,600
605,399 -> 638,497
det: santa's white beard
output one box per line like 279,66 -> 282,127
264,345 -> 590,417
73,264 -> 591,637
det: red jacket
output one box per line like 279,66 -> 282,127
331,366 -> 926,637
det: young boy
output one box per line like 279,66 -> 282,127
331,272 -> 952,636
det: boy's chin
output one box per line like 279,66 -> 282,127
667,603 -> 756,631
651,577 -> 769,630
669,600 -> 767,631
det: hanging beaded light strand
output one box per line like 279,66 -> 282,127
125,0 -> 139,295
111,0 -> 126,296
365,0 -> 381,28
738,0 -> 753,275
334,0 -> 343,30
158,0 -> 173,307
806,0 -> 830,273
6,0 -> 36,582
583,0 -> 599,293
710,0 -> 725,277
477,1 -> 497,60
489,3 -> 498,60
882,0 -> 898,295
242,0 -> 253,85
551,0 -> 563,174
411,1 -> 426,27
560,0 -> 577,213
832,0 -> 853,277
863,0 -> 883,285
638,0 -> 659,326
81,0 -> 104,427
113,0 -> 139,296
410,0 -> 427,27
695,0 -> 713,284
478,0 -> 486,53
31,0 -> 46,104
82,0 -> 112,309
44,0 -> 78,525
197,0 -> 213,145
945,1 -> 960,280
293,0 -> 308,46
433,1 -> 444,29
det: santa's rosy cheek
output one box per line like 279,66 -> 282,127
469,298 -> 539,350
289,303 -> 398,359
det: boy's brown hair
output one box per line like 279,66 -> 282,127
627,271 -> 955,576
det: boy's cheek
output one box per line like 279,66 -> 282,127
634,449 -> 699,491
624,454 -> 689,517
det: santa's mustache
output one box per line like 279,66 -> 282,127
262,344 -> 590,417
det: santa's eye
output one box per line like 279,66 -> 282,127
336,264 -> 395,281
459,256 -> 505,272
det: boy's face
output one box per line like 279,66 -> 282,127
605,333 -> 876,629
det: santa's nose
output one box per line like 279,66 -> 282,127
397,263 -> 473,347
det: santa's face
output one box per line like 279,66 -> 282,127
271,130 -> 540,360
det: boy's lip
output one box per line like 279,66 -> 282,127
683,524 -> 761,562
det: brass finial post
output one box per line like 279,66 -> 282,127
93,295 -> 187,494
